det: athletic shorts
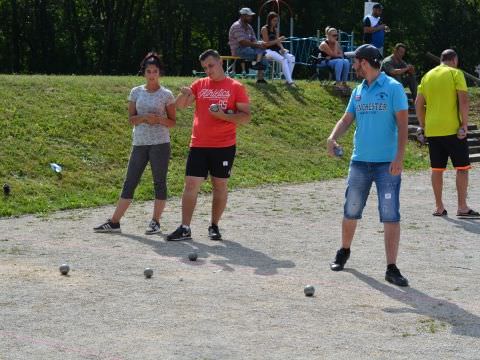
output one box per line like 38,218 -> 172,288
186,145 -> 236,179
427,135 -> 471,171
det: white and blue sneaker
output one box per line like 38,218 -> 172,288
166,225 -> 192,241
145,219 -> 161,235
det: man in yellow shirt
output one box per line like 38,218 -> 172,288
415,49 -> 479,218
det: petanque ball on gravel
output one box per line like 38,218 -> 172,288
59,264 -> 70,275
144,268 -> 153,278
188,252 -> 198,261
304,285 -> 315,297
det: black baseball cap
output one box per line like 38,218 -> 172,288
354,44 -> 383,65
372,3 -> 383,9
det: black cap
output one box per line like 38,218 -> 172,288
372,3 -> 383,9
354,44 -> 383,65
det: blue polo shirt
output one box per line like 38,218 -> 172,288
346,72 -> 408,162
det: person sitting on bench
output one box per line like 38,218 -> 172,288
228,7 -> 269,84
381,43 -> 417,99
260,11 -> 296,87
318,27 -> 351,90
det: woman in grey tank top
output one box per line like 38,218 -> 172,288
94,53 -> 176,235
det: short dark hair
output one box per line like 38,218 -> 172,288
139,52 -> 164,75
394,43 -> 407,51
440,49 -> 457,62
363,58 -> 382,69
199,49 -> 221,62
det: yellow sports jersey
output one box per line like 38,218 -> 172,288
417,64 -> 467,137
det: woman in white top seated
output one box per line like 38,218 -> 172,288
261,12 -> 296,87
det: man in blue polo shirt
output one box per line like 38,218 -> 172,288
326,44 -> 409,286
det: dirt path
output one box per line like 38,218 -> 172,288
1,169 -> 479,359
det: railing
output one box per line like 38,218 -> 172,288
287,31 -> 355,65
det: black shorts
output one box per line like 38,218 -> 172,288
427,134 -> 471,171
186,145 -> 236,179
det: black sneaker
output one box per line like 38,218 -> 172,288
208,224 -> 222,241
145,219 -> 161,235
256,79 -> 268,84
94,219 -> 121,233
385,265 -> 409,287
166,225 -> 192,241
330,248 -> 350,271
251,62 -> 266,71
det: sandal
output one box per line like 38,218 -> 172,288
456,209 -> 480,218
432,209 -> 447,217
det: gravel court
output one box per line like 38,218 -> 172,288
0,168 -> 479,359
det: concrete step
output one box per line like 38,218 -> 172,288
408,125 -> 420,134
469,153 -> 480,163
467,130 -> 480,138
468,138 -> 480,146
468,146 -> 480,154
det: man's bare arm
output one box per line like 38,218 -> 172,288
326,112 -> 355,156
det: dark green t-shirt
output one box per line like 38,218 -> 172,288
381,55 -> 408,79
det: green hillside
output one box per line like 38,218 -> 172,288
0,75 -> 433,217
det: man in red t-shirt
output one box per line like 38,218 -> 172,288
167,49 -> 251,241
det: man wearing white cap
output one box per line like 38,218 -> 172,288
228,7 -> 269,84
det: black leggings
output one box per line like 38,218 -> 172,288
121,143 -> 170,200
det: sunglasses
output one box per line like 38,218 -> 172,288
330,34 -> 338,38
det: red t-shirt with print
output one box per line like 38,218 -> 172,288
190,77 -> 249,148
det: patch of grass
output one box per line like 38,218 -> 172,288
417,318 -> 447,334
0,74 -> 453,216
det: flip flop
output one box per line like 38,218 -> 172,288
432,209 -> 447,217
456,209 -> 480,218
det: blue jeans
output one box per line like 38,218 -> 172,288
344,161 -> 401,223
236,47 -> 268,67
327,58 -> 350,82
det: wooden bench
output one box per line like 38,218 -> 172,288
220,56 -> 249,77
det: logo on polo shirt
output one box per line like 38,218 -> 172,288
355,103 -> 388,112
375,92 -> 388,100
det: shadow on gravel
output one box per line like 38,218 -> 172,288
346,269 -> 480,338
441,217 -> 480,235
117,233 -> 295,276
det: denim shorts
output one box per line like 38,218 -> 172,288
236,47 -> 268,66
344,161 -> 401,223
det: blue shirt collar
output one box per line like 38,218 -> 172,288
360,72 -> 387,92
